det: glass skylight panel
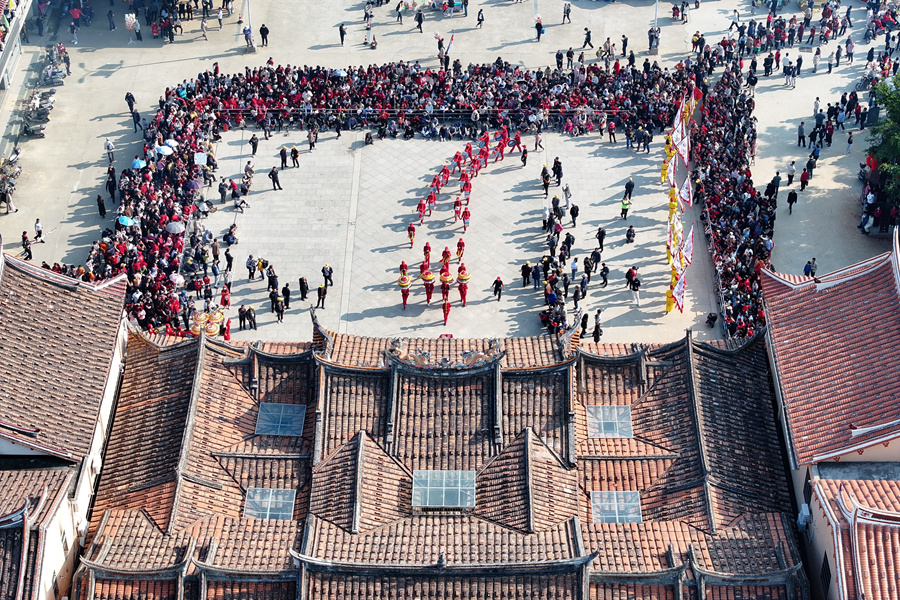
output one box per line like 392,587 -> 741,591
412,470 -> 476,508
244,488 -> 296,520
586,405 -> 634,438
590,491 -> 642,524
255,402 -> 306,436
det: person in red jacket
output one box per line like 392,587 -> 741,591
407,222 -> 416,247
456,238 -> 465,262
442,300 -> 451,325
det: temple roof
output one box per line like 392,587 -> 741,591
78,328 -> 804,600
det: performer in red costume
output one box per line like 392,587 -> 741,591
422,270 -> 435,304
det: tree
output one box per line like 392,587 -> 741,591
867,75 -> 900,203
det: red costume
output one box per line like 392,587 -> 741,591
442,300 -> 451,325
458,282 -> 468,306
441,247 -> 452,266
461,207 -> 471,231
452,151 -> 464,174
453,197 -> 462,221
220,286 -> 231,307
407,223 -> 416,247
423,242 -> 431,268
416,198 -> 427,224
400,260 -> 408,275
456,238 -> 465,261
401,288 -> 410,309
440,164 -> 450,185
441,282 -> 450,302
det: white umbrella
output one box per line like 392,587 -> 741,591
156,145 -> 174,156
169,273 -> 185,286
164,139 -> 179,148
166,221 -> 186,234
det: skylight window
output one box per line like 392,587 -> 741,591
412,470 -> 476,508
586,405 -> 634,438
590,491 -> 642,524
244,488 -> 296,520
255,403 -> 306,436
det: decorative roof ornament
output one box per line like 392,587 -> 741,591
387,338 -> 504,371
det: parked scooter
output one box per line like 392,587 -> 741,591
22,122 -> 46,138
24,110 -> 50,123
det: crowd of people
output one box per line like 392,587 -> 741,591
45,40 -> 727,334
693,63 -> 769,339
43,0 -> 890,338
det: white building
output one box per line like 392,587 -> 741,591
762,231 -> 900,600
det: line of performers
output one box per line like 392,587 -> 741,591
398,239 -> 469,325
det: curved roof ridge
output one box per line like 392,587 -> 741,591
3,252 -> 127,296
291,548 -> 598,572
839,484 -> 900,525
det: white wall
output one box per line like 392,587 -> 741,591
37,497 -> 78,600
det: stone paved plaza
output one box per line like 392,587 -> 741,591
0,0 -> 890,342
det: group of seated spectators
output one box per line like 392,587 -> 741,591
694,64 -> 770,339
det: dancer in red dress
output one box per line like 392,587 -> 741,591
441,246 -> 452,266
442,300 -> 451,325
423,242 -> 431,269
407,222 -> 416,247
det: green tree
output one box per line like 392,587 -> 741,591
868,75 -> 900,203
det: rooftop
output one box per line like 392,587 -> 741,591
0,467 -> 74,600
0,250 -> 125,459
77,326 -> 805,600
814,478 -> 900,600
761,230 -> 900,466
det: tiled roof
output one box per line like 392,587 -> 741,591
761,237 -> 900,465
690,338 -> 794,527
89,579 -> 176,600
320,370 -> 390,460
319,327 -> 564,369
80,328 -> 803,600
306,513 -> 581,565
815,478 -> 900,600
476,428 -> 579,533
501,370 -> 571,461
91,334 -> 197,534
310,431 -> 411,533
307,572 -> 578,600
0,254 -> 124,458
590,583 -> 677,600
0,468 -> 72,600
392,371 -> 497,472
582,513 -> 798,577
83,334 -> 312,579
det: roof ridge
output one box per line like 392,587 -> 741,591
685,332 -> 716,535
3,252 -> 127,297
167,336 -> 207,535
